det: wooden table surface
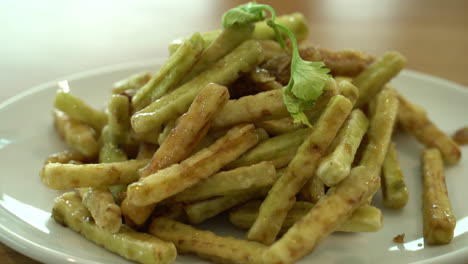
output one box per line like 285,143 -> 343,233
1,0 -> 467,263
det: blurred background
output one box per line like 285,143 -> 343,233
0,0 -> 467,262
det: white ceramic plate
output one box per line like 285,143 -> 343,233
0,61 -> 467,264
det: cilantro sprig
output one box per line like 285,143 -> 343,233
223,2 -> 331,127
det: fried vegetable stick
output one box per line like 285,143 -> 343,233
112,71 -> 151,94
185,188 -> 269,224
317,109 -> 369,186
211,88 -> 288,129
397,93 -> 461,164
262,166 -> 380,264
149,217 -> 266,264
99,94 -> 130,163
174,161 -> 276,202
337,80 -> 359,105
421,148 -> 456,245
183,23 -> 254,83
122,85 -> 230,226
44,150 -> 87,165
230,200 -> 382,233
52,192 -> 176,264
256,117 -> 297,135
135,143 -> 158,160
168,13 -> 308,53
132,32 -> 204,110
41,159 -> 149,190
157,119 -> 176,145
53,109 -> 99,158
298,175 -> 325,203
352,51 -> 407,108
54,90 -> 107,132
247,95 -> 353,245
131,39 -> 264,133
226,128 -> 311,169
127,124 -> 258,206
141,83 -> 230,176
99,126 -> 127,163
78,187 -> 122,233
316,47 -> 375,77
359,88 -> 399,172
381,142 -> 409,209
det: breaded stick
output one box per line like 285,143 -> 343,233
78,187 -> 122,233
246,95 -> 353,245
126,124 -> 258,206
316,47 -> 375,77
421,148 -> 456,245
41,159 -> 149,190
52,192 -> 176,264
149,217 -> 266,264
44,150 -> 87,165
131,39 -> 264,133
381,142 -> 409,209
174,162 -> 276,203
184,188 -> 268,224
316,109 -> 369,186
141,84 -> 229,176
54,90 -> 107,132
122,84 -> 229,226
397,93 -> 461,164
53,109 -> 99,158
352,51 -> 407,108
183,23 -> 255,83
359,88 -> 399,172
132,32 -> 204,110
211,88 -> 288,129
99,94 -> 130,163
262,166 -> 380,264
112,71 -> 151,94
226,128 -> 311,169
230,200 -> 383,233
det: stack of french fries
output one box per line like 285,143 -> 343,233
40,10 -> 462,264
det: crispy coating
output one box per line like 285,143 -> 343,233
149,217 -> 266,264
230,200 -> 382,233
397,93 -> 461,164
52,192 -> 176,264
381,142 -> 409,209
41,159 -> 149,190
421,148 -> 456,245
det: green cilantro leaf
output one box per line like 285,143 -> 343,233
222,2 -> 267,29
222,2 -> 331,127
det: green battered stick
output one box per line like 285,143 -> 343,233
132,32 -> 205,110
131,39 -> 264,133
54,90 -> 107,133
226,128 -> 312,169
182,23 -> 255,83
168,13 -> 308,54
230,200 -> 383,233
112,71 -> 151,94
149,217 -> 265,264
52,192 -> 176,264
99,94 -> 130,163
353,51 -> 407,108
41,159 -> 150,190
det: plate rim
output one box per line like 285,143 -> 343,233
0,59 -> 467,264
